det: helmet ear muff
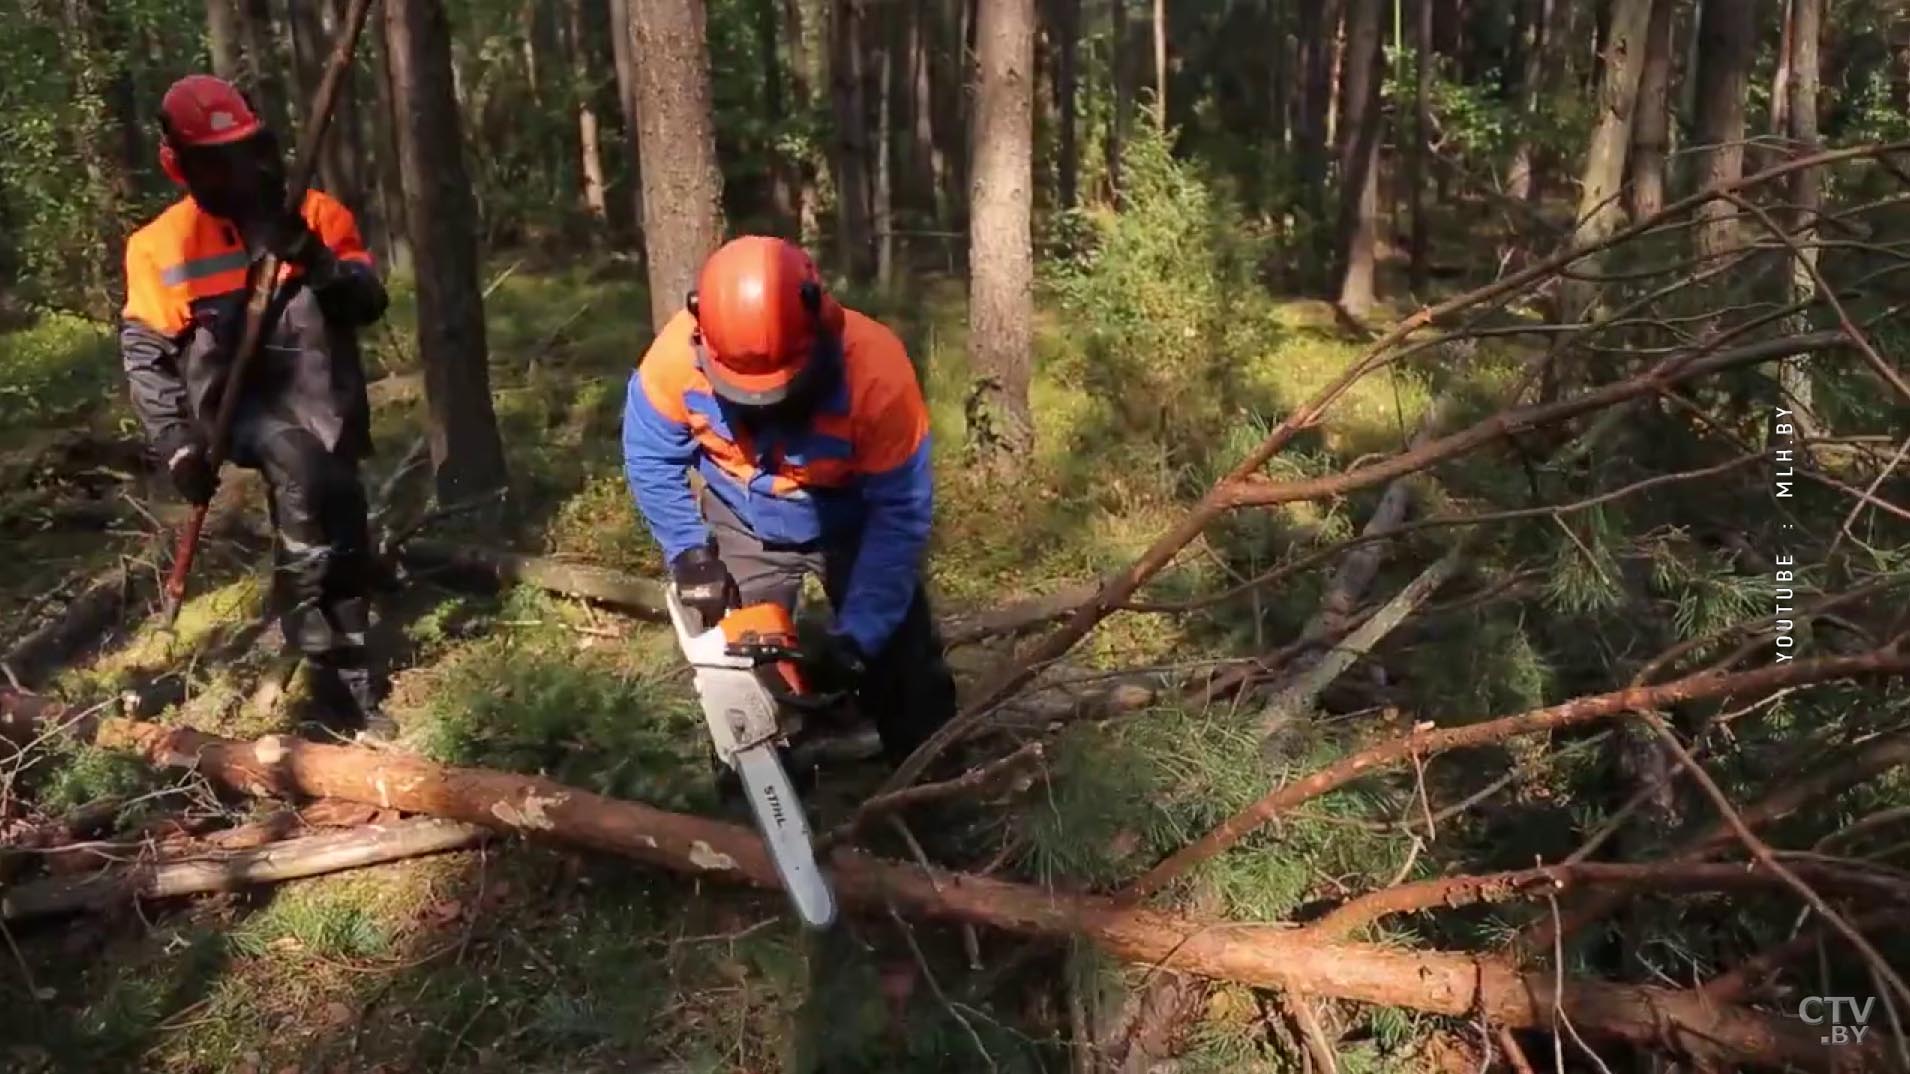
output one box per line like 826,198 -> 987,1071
159,142 -> 185,187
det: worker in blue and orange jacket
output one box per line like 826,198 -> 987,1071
120,75 -> 394,738
622,236 -> 958,769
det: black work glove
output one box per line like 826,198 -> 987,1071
806,631 -> 867,697
265,210 -> 332,273
671,545 -> 736,632
165,435 -> 218,506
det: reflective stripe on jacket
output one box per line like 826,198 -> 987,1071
622,308 -> 934,656
119,190 -> 382,463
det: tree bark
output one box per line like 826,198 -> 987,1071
1770,0 -> 1793,145
365,13 -> 412,271
907,0 -> 945,218
1333,0 -> 1383,314
1408,0 -> 1431,293
287,0 -> 362,205
1690,0 -> 1753,262
1780,0 -> 1822,421
568,0 -> 611,229
631,0 -> 725,333
754,0 -> 794,225
874,9 -> 896,289
1150,0 -> 1165,122
784,0 -> 823,243
1050,0 -> 1080,209
1297,0 -> 1339,260
609,0 -> 645,241
236,0 -> 289,133
2,818 -> 489,921
1560,0 -> 1653,323
1628,0 -> 1673,219
206,0 -> 245,80
967,0 -> 1038,464
830,0 -> 874,280
1107,0 -> 1130,194
86,718 -> 1895,1073
385,0 -> 511,503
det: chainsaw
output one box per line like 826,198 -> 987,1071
664,586 -> 839,929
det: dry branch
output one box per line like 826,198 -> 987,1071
1309,860 -> 1910,938
1521,724 -> 1910,954
879,328 -> 1850,798
90,719 -> 1886,1071
1122,648 -> 1910,901
1,817 -> 488,921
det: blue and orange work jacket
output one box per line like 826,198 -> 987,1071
120,190 -> 382,465
622,308 -> 934,656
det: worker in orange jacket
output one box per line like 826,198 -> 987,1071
120,75 -> 394,738
623,236 -> 958,772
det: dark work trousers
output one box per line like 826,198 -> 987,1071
236,411 -> 376,686
699,487 -> 958,766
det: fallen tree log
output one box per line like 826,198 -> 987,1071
2,817 -> 487,921
2,565 -> 147,690
90,717 -> 1891,1072
397,540 -> 670,619
397,540 -> 1101,650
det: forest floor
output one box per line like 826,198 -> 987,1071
0,247 -> 1570,1074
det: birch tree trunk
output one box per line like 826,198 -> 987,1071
569,0 -> 610,229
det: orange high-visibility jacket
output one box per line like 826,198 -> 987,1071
119,190 -> 386,464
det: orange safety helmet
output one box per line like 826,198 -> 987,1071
156,74 -> 265,186
687,236 -> 844,406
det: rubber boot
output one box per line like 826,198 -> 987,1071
339,665 -> 399,743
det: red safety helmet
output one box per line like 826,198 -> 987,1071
687,236 -> 843,406
156,74 -> 265,186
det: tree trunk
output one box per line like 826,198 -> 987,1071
1770,0 -> 1793,147
1781,0 -> 1822,422
1560,0 -> 1653,323
1297,0 -> 1338,242
630,0 -> 726,332
753,0 -> 794,226
967,0 -> 1037,464
366,14 -> 412,272
569,0 -> 610,229
86,717 -> 1901,1074
908,0 -> 946,218
385,0 -> 511,502
236,0 -> 288,133
1151,0 -> 1165,123
1690,0 -> 1753,262
1269,2 -> 1291,152
286,0 -> 360,203
1051,0 -> 1079,209
1408,0 -> 1431,294
1107,0 -> 1130,194
206,0 -> 244,80
873,14 -> 895,289
324,0 -> 384,256
1333,0 -> 1382,314
1627,0 -> 1672,218
830,0 -> 874,280
609,0 -> 645,241
784,0 -> 823,244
